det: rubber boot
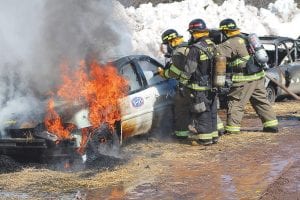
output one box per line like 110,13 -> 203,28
263,126 -> 279,133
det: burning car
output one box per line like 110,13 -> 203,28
0,55 -> 176,163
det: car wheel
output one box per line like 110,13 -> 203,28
266,84 -> 276,104
85,123 -> 120,163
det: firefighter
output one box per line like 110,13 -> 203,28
160,29 -> 192,138
216,18 -> 278,134
183,18 -> 219,145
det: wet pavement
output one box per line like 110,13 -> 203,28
0,101 -> 299,200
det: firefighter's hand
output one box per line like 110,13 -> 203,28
158,67 -> 165,77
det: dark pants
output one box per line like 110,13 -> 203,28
173,87 -> 191,132
190,90 -> 218,140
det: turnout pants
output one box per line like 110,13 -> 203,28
173,88 -> 191,134
226,77 -> 278,132
189,90 -> 218,141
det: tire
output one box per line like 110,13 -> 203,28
85,123 -> 120,163
266,84 -> 276,104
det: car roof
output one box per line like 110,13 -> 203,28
259,36 -> 295,45
110,55 -> 159,69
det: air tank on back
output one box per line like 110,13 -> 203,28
213,55 -> 226,87
247,33 -> 269,64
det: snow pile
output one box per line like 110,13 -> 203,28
123,0 -> 300,60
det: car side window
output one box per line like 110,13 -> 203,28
278,42 -> 294,65
120,63 -> 142,92
138,60 -> 164,86
263,44 -> 276,67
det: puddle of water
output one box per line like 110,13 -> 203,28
220,174 -> 238,200
267,159 -> 293,182
0,191 -> 29,199
279,120 -> 300,128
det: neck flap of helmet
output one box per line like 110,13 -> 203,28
170,37 -> 184,48
224,29 -> 240,37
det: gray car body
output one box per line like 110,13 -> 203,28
261,36 -> 300,102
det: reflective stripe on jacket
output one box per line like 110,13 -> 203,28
232,70 -> 265,82
227,55 -> 250,67
217,36 -> 265,82
184,38 -> 215,88
164,64 -> 209,91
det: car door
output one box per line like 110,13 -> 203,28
118,60 -> 154,139
134,56 -> 175,131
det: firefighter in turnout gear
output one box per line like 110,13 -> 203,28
183,18 -> 219,145
216,18 -> 278,134
160,29 -> 192,138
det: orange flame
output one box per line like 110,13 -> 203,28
44,60 -> 128,141
44,98 -> 71,139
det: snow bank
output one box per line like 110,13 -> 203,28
120,0 -> 300,60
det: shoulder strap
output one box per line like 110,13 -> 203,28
192,40 -> 214,60
191,40 -> 215,87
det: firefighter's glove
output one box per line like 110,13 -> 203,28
158,67 -> 165,78
191,102 -> 207,113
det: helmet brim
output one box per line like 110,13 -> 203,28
219,28 -> 240,31
162,35 -> 183,44
188,29 -> 209,32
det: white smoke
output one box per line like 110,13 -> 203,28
0,0 -> 133,133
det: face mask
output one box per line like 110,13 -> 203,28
160,43 -> 168,55
160,44 -> 173,57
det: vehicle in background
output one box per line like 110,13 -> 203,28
261,36 -> 300,103
0,55 -> 176,163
